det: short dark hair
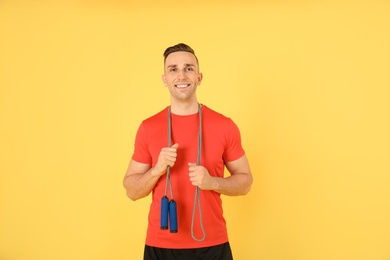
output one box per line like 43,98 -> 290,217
163,43 -> 199,65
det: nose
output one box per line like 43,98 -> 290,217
177,69 -> 186,79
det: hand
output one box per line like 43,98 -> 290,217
153,143 -> 179,177
188,163 -> 216,190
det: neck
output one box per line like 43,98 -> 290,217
170,100 -> 199,115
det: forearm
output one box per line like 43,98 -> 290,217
124,145 -> 179,201
212,173 -> 253,196
123,167 -> 161,201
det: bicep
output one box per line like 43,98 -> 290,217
222,155 -> 253,195
225,155 -> 251,177
125,159 -> 151,177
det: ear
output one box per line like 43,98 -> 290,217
162,75 -> 167,86
197,73 -> 203,85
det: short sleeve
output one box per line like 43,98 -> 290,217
131,122 -> 152,164
223,119 -> 245,162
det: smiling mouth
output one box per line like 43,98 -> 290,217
175,84 -> 190,88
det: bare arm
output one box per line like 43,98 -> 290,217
123,143 -> 179,201
188,154 -> 253,196
123,160 -> 156,201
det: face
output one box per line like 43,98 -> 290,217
162,51 -> 203,103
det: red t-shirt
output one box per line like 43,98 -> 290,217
132,105 -> 245,249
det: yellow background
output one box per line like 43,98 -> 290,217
1,0 -> 390,259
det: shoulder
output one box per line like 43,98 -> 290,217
202,105 -> 242,140
142,107 -> 169,126
136,107 -> 169,139
202,104 -> 235,126
202,105 -> 229,120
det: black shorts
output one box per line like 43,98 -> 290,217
144,242 -> 233,260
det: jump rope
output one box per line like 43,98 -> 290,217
160,103 -> 206,242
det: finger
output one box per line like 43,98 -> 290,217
188,162 -> 197,168
164,143 -> 179,157
188,171 -> 197,178
162,148 -> 178,159
163,147 -> 177,154
188,162 -> 197,172
166,155 -> 178,165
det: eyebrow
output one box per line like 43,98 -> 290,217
166,63 -> 196,68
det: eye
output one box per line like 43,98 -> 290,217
186,67 -> 194,71
169,68 -> 176,72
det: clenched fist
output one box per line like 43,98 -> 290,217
153,143 -> 179,177
188,163 -> 216,190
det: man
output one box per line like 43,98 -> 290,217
123,43 -> 253,260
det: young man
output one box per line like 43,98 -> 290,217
123,43 -> 253,260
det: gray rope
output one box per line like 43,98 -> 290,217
191,104 -> 206,241
164,107 -> 173,200
166,104 -> 206,241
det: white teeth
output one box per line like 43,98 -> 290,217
176,84 -> 188,88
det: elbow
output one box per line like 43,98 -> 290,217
125,188 -> 148,201
241,174 -> 253,196
125,189 -> 146,201
242,185 -> 251,196
123,182 -> 140,201
126,191 -> 139,201
123,178 -> 140,201
240,184 -> 251,196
